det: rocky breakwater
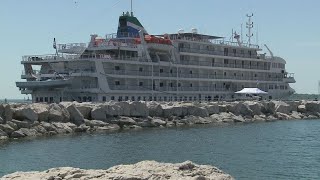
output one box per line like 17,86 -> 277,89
0,160 -> 233,180
1,100 -> 320,141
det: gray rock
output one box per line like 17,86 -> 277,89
187,106 -> 209,117
91,106 -> 107,121
286,101 -> 300,112
41,122 -> 58,132
75,104 -> 92,119
84,119 -> 108,127
116,117 -> 137,127
29,103 -> 49,122
291,111 -> 302,119
261,101 -> 275,114
276,112 -> 291,120
48,104 -> 70,122
0,116 -> 4,124
0,129 -> 8,137
0,124 -> 15,135
205,104 -> 219,115
52,122 -> 73,134
10,130 -> 26,138
6,121 -> 18,130
74,124 -> 89,132
151,118 -> 166,126
274,101 -> 291,114
297,105 -> 307,113
129,102 -> 148,117
32,125 -> 48,134
218,105 -> 228,112
244,101 -> 262,115
0,104 -> 4,119
4,105 -> 13,122
60,102 -> 84,125
233,115 -> 245,123
13,107 -> 38,122
252,115 -> 266,122
229,102 -> 253,117
305,102 -> 320,112
11,119 -> 32,129
148,103 -> 163,117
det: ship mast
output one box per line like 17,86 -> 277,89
131,0 -> 133,16
246,13 -> 254,46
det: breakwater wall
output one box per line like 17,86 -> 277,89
0,160 -> 233,180
0,100 -> 319,140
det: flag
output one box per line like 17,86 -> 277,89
53,38 -> 57,49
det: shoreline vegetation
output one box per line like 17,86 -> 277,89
0,161 -> 234,180
0,100 -> 320,141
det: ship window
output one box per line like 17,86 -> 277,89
159,97 -> 162,101
189,97 -> 192,101
170,69 -> 173,74
139,82 -> 143,86
178,83 -> 181,87
83,96 -> 87,102
138,96 -> 141,101
233,49 -> 236,55
224,48 -> 228,56
118,96 -> 123,101
269,85 -> 274,89
194,97 -> 197,101
190,83 -> 193,87
212,58 -> 215,66
36,97 -> 39,102
115,81 -> 120,85
143,97 -> 146,101
234,73 -> 236,76
49,97 -> 53,103
174,96 -> 178,101
125,96 -> 129,101
40,97 -> 43,102
224,59 -> 229,64
139,67 -> 143,72
242,73 -> 244,77
115,66 -> 120,70
154,97 -> 157,101
160,82 -> 164,87
170,83 -> 173,87
254,74 -> 257,77
103,96 -> 107,101
149,96 -> 152,101
224,72 -> 227,76
131,96 -> 135,101
160,69 -> 164,73
44,97 -> 48,102
111,96 -> 114,101
88,96 -> 92,102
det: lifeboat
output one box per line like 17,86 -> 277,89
134,35 -> 172,45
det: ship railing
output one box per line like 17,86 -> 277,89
22,54 -> 80,62
179,48 -> 262,59
106,33 -> 140,40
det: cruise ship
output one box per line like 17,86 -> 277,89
16,11 -> 296,103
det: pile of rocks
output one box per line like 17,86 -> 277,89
1,100 -> 320,140
0,160 -> 234,180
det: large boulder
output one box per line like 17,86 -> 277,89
297,104 -> 307,113
84,119 -> 108,127
151,118 -> 167,126
187,106 -> 209,117
229,102 -> 253,117
13,106 -> 38,122
147,102 -> 163,117
4,105 -> 13,122
305,101 -> 320,112
52,122 -> 74,134
163,105 -> 186,117
244,101 -> 262,115
75,103 -> 92,119
274,101 -> 291,114
115,117 -> 137,127
205,104 -> 219,115
115,102 -> 131,116
11,119 -> 32,129
91,105 -> 107,121
129,102 -> 148,117
29,103 -> 49,122
286,101 -> 300,112
48,104 -> 70,122
60,102 -> 84,125
0,124 -> 15,135
261,101 -> 275,114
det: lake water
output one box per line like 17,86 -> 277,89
1,120 -> 320,179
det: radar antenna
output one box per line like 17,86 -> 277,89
246,13 -> 254,46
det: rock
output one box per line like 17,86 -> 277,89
6,121 -> 18,130
274,101 -> 291,114
244,101 -> 262,115
122,125 -> 143,130
151,118 -> 167,126
163,106 -> 184,117
229,102 -> 253,117
41,122 -> 57,132
115,101 -> 131,116
0,104 -> 4,118
252,115 -> 266,122
13,107 -> 38,122
74,124 -> 89,132
60,102 -> 84,125
218,105 -> 228,112
291,111 -> 302,119
286,101 -> 300,112
91,106 -> 107,121
29,103 -> 49,122
187,106 -> 209,117
48,104 -> 70,123
0,129 -> 8,137
0,124 -> 15,135
305,102 -> 320,112
0,116 -> 4,124
129,102 -> 148,117
1,161 -> 234,180
276,112 -> 291,120
4,105 -> 13,122
233,115 -> 245,122
115,117 -> 137,127
75,103 -> 92,119
19,128 -> 39,137
52,122 -> 73,134
205,104 -> 219,115
297,105 -> 307,113
261,101 -> 275,114
84,119 -> 108,127
32,125 -> 48,134
10,130 -> 26,138
147,102 -> 163,117
11,119 -> 32,129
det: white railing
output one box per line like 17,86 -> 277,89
22,54 -> 80,62
57,43 -> 87,51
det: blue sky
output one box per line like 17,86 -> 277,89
1,0 -> 320,99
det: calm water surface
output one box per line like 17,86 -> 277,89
1,120 -> 320,179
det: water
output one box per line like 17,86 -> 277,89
1,120 -> 320,179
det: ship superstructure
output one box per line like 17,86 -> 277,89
16,12 -> 295,103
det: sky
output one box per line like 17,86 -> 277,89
0,0 -> 320,99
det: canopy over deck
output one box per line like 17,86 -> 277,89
235,88 -> 268,94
